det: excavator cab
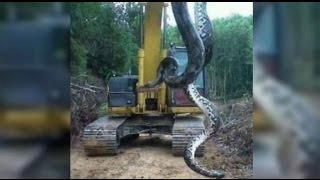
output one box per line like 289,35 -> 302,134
167,46 -> 206,107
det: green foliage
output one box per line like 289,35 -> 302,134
98,103 -> 108,117
208,14 -> 253,100
71,37 -> 87,75
70,2 -> 140,79
166,24 -> 183,46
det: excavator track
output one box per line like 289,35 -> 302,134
172,115 -> 206,157
82,116 -> 126,156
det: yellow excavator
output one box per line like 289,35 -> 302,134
82,2 -> 207,157
254,3 -> 320,131
0,3 -> 70,137
0,6 -> 70,178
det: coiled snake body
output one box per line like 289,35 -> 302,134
142,2 -> 224,178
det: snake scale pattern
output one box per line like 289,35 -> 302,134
142,2 -> 224,178
254,3 -> 320,178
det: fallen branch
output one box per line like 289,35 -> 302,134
71,83 -> 96,93
85,83 -> 105,90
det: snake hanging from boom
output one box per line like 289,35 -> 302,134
254,3 -> 320,178
142,2 -> 225,178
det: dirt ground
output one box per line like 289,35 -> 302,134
71,98 -> 253,179
0,134 -> 70,179
71,135 -> 252,179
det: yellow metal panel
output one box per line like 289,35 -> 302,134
137,2 -> 166,113
159,49 -> 168,110
138,48 -> 145,111
143,2 -> 164,83
253,109 -> 273,131
0,108 -> 70,134
108,107 -> 135,114
168,107 -> 202,114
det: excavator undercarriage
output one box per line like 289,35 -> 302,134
82,114 -> 205,157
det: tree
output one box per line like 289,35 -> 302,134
208,14 -> 253,100
70,2 -> 140,79
166,24 -> 183,47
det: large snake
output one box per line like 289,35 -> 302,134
142,2 -> 225,178
254,3 -> 320,178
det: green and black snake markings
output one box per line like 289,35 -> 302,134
142,2 -> 224,178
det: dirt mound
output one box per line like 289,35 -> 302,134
194,97 -> 253,179
214,97 -> 253,162
70,74 -> 108,144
